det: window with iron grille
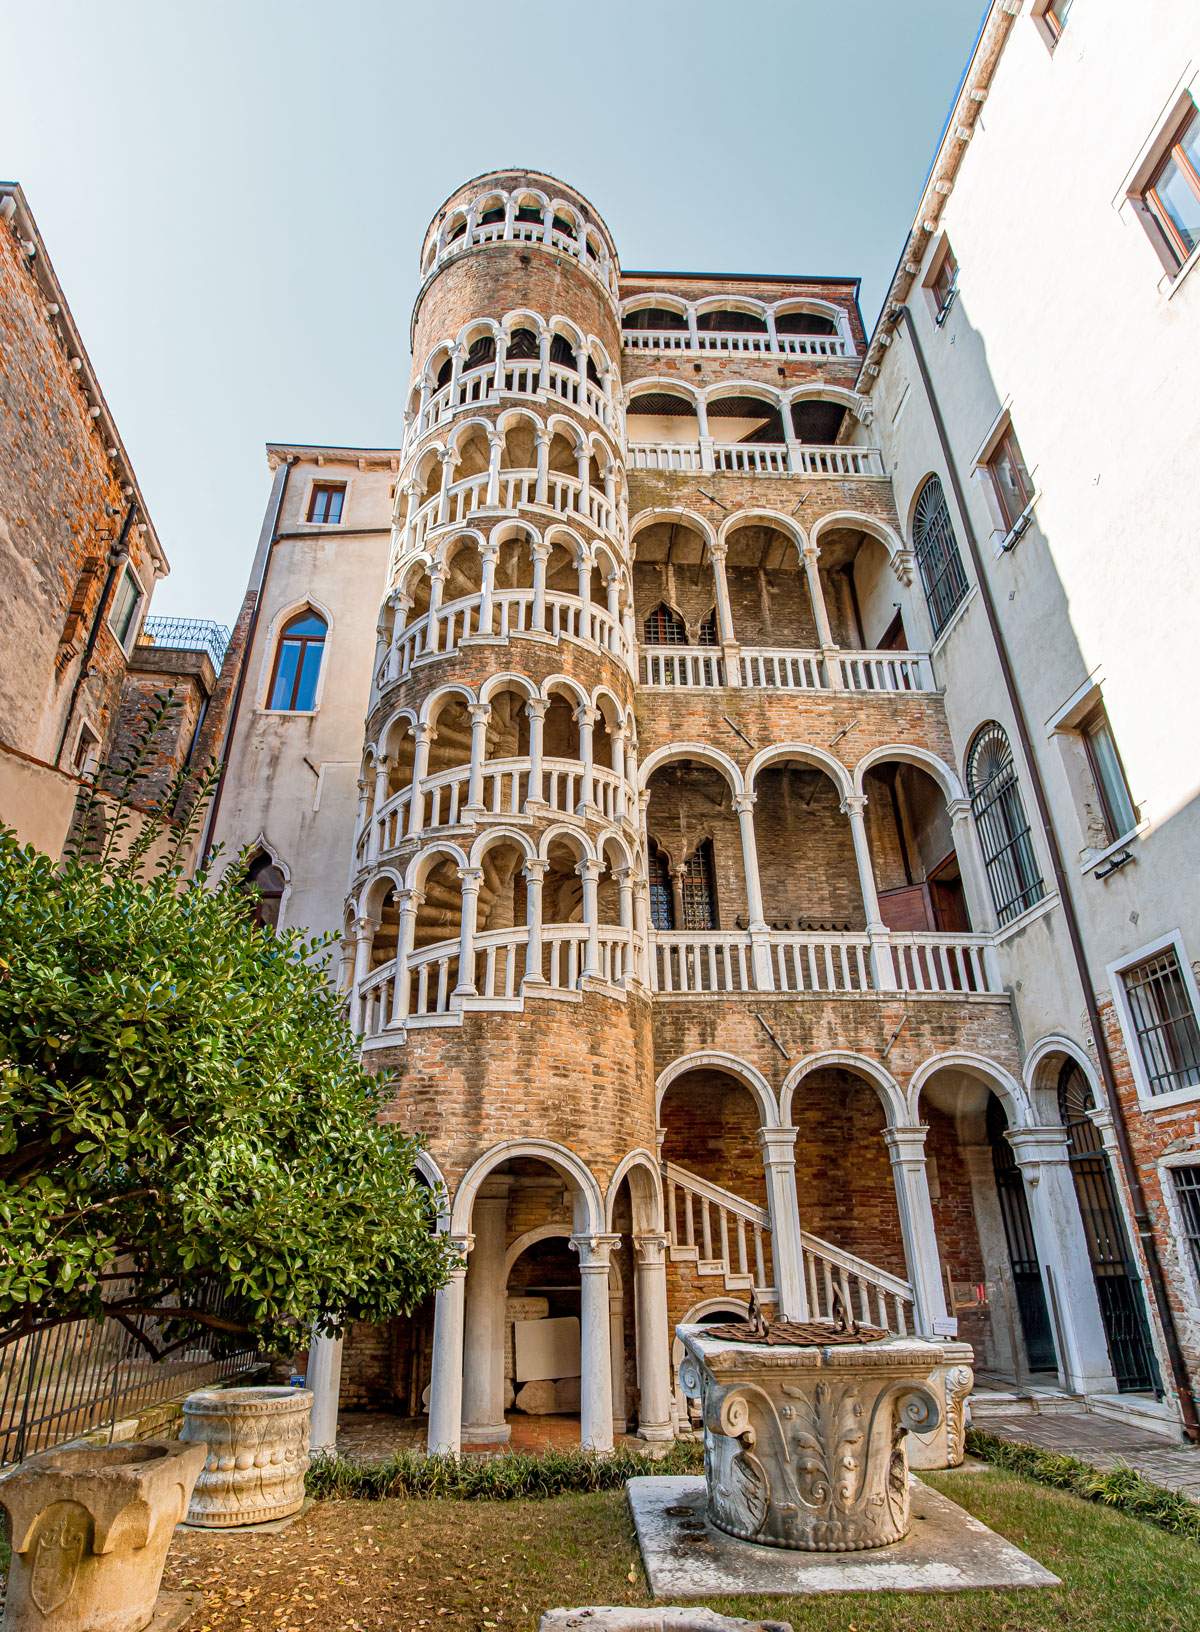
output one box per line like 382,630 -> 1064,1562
912,476 -> 968,636
967,723 -> 1045,925
681,840 -> 717,930
697,608 -> 719,647
1121,948 -> 1200,1098
648,846 -> 674,931
643,602 -> 687,645
1171,1166 -> 1200,1287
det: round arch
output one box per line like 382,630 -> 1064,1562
403,841 -> 469,892
451,1138 -> 604,1235
716,507 -> 807,558
853,743 -> 965,805
604,1150 -> 665,1233
745,742 -> 852,803
630,506 -> 717,553
1023,1034 -> 1104,1122
639,742 -> 745,798
469,826 -> 537,869
809,509 -> 906,568
655,1051 -> 779,1129
905,1051 -> 1032,1129
780,1051 -> 906,1128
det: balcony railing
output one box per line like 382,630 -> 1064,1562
626,441 -> 884,478
623,328 -> 849,358
650,928 -> 1000,997
431,216 -> 618,297
376,588 -> 629,692
640,645 -> 935,694
406,358 -> 615,449
401,466 -> 619,555
358,755 -> 633,864
138,617 -> 230,670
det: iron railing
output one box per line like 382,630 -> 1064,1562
0,1292 -> 258,1465
138,617 -> 231,670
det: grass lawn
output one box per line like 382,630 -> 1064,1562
150,1465 -> 1200,1632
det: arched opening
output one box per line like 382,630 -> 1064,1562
267,609 -> 326,712
723,519 -> 819,649
627,388 -> 699,450
789,396 -> 850,445
812,521 -> 901,653
863,759 -> 971,935
622,304 -> 688,333
632,518 -> 712,648
753,760 -> 864,931
775,303 -> 838,337
645,761 -> 737,928
967,723 -> 1045,928
242,849 -> 286,931
709,392 -> 785,449
696,305 -> 767,336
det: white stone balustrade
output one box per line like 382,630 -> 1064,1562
649,928 -> 1000,997
429,211 -> 618,296
626,441 -> 884,478
406,356 -> 617,450
402,466 -> 620,556
622,327 -> 849,357
639,645 -> 935,694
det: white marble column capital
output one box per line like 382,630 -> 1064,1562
883,1124 -> 930,1159
467,702 -> 492,724
570,1232 -> 621,1270
840,793 -> 868,818
632,1232 -> 671,1266
522,857 -> 549,880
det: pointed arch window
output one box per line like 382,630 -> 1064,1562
913,475 -> 969,637
967,723 -> 1044,925
643,602 -> 687,646
697,608 -> 719,648
681,839 -> 718,931
648,845 -> 674,931
268,610 -> 327,711
244,850 -> 286,931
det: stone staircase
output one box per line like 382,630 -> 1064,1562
663,1162 -> 917,1335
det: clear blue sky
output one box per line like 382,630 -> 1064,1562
4,1 -> 985,626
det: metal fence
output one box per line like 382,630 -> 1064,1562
138,616 -> 231,671
0,1297 -> 258,1466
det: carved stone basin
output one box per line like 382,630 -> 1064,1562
677,1324 -> 947,1553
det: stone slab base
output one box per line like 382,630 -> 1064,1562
539,1611 -> 791,1630
627,1477 -> 1060,1598
178,1497 -> 315,1535
148,1592 -> 204,1630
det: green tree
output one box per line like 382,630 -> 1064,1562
0,694 -> 450,1360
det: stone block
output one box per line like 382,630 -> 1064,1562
515,1314 -> 580,1382
514,1379 -> 559,1414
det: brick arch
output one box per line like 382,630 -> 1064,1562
655,1051 -> 779,1128
780,1051 -> 906,1128
450,1138 -> 604,1235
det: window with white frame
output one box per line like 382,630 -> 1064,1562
1079,704 -> 1138,844
1033,0 -> 1074,49
1120,945 -> 1200,1099
1169,1165 -> 1200,1287
108,563 -> 144,652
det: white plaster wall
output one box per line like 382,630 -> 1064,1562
209,455 -> 394,942
871,0 -> 1200,1051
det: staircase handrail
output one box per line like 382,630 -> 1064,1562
664,1161 -> 770,1230
799,1229 -> 914,1302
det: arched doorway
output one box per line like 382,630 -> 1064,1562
1057,1062 -> 1160,1394
987,1096 -> 1056,1374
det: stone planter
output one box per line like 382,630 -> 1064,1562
678,1325 -> 944,1552
0,1438 -> 206,1632
180,1385 -> 312,1527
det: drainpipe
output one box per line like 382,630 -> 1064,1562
200,457 -> 295,862
896,305 -> 1200,1441
56,499 -> 137,764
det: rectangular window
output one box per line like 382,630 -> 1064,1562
1081,707 -> 1137,842
986,425 -> 1034,533
1045,0 -> 1074,40
307,483 -> 345,525
1140,102 -> 1200,271
1171,1166 -> 1200,1287
932,247 -> 958,323
1122,948 -> 1200,1098
72,722 -> 100,776
108,564 -> 144,651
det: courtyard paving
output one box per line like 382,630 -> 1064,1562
980,1410 -> 1200,1498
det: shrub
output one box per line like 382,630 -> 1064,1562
305,1440 -> 705,1501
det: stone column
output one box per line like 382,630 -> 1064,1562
961,1142 -> 1024,1377
492,329 -> 508,396
577,858 -> 602,979
709,542 -> 741,687
841,793 -> 895,988
1008,1127 -> 1118,1394
523,858 -> 547,984
531,541 -> 550,632
632,1234 -> 674,1441
407,723 -> 435,836
477,543 -> 498,637
387,593 -> 413,682
883,1125 -> 950,1334
525,698 -> 547,807
576,705 -> 598,813
427,1236 -> 472,1456
538,327 -> 551,392
350,915 -> 378,1035
367,757 -> 392,861
614,865 -> 635,985
447,342 -> 465,409
765,307 -> 780,353
948,799 -> 998,938
535,431 -> 550,504
611,727 -> 628,820
803,544 -> 842,689
389,889 -> 422,1024
436,450 -> 456,527
733,794 -> 772,989
461,1182 -> 512,1444
758,1127 -> 808,1320
485,432 -> 503,508
454,867 -> 483,996
464,703 -> 492,819
425,564 -> 448,652
307,1331 -> 344,1456
571,1234 -> 620,1453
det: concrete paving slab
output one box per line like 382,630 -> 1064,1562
147,1592 -> 203,1630
628,1476 -> 1060,1598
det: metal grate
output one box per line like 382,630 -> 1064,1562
643,603 -> 687,645
139,617 -> 231,670
1122,949 -> 1200,1098
913,475 -> 969,636
697,609 -> 719,648
648,849 -> 674,931
681,840 -> 717,931
967,723 -> 1045,926
0,1285 -> 257,1466
1171,1166 -> 1200,1288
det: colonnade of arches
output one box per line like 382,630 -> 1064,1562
422,184 -> 619,296
625,377 -> 871,452
405,311 -> 620,447
620,290 -> 855,357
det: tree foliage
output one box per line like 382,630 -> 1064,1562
0,694 -> 451,1358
